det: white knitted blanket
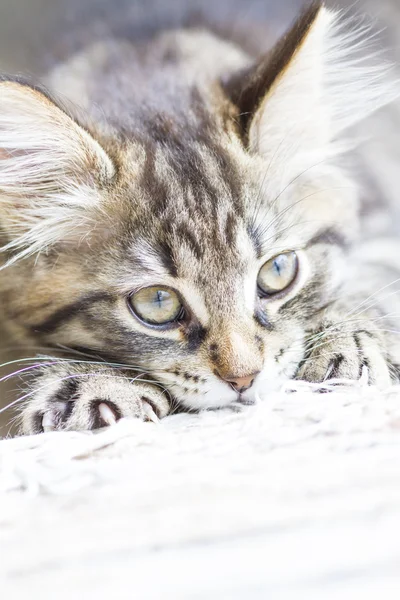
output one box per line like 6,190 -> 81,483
1,380 -> 400,599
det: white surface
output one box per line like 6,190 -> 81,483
1,381 -> 400,599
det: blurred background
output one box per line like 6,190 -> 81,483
0,1 -> 398,72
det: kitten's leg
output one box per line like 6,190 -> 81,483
298,245 -> 400,386
19,363 -> 170,435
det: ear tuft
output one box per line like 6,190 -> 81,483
226,3 -> 399,173
0,80 -> 115,266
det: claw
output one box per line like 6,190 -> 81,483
359,365 -> 369,385
142,401 -> 160,423
323,360 -> 335,381
42,412 -> 56,433
98,402 -> 117,426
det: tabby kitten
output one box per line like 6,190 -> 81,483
0,1 -> 399,435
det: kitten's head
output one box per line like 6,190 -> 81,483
0,2 -> 396,408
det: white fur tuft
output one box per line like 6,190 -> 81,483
324,8 -> 399,139
0,82 -> 114,267
250,6 -> 400,174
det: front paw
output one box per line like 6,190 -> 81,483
297,328 -> 392,387
21,368 -> 170,435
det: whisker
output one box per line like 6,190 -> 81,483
0,361 -> 62,384
344,277 -> 400,319
250,131 -> 294,227
256,186 -> 353,244
0,371 -> 175,416
260,159 -> 331,230
0,356 -> 155,375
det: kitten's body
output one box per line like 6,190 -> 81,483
1,1 -> 400,435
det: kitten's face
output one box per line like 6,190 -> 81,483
4,130 -> 347,411
95,138 -> 311,409
2,2 -> 386,410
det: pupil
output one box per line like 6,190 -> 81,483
274,258 -> 282,276
155,290 -> 165,308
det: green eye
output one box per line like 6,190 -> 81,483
257,251 -> 298,296
129,287 -> 184,325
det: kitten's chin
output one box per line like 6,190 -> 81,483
178,378 -> 284,411
178,374 -> 289,411
179,380 -> 238,410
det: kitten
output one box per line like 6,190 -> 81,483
0,1 -> 400,434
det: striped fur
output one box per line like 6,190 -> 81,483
1,2 -> 400,434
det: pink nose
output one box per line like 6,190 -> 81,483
221,373 -> 259,392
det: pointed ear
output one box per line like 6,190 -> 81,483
0,79 -> 115,264
226,1 -> 397,173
